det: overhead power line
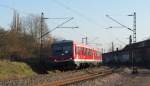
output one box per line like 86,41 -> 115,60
51,0 -> 129,44
0,4 -> 15,10
106,15 -> 133,31
0,2 -> 129,46
41,17 -> 75,38
51,0 -> 103,28
0,4 -> 75,22
105,13 -> 136,43
0,4 -> 42,18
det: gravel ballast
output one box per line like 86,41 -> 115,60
1,67 -> 150,86
0,67 -> 108,86
67,68 -> 150,86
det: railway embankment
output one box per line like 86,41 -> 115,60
67,68 -> 150,86
0,60 -> 36,80
0,66 -> 109,86
1,62 -> 150,86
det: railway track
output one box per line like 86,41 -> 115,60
39,69 -> 116,86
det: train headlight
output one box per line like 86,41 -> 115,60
61,53 -> 64,56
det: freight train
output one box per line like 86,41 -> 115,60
103,39 -> 150,66
49,40 -> 102,69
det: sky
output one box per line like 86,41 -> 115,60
0,0 -> 150,52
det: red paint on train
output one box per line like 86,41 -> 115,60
50,40 -> 102,66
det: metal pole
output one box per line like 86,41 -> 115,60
85,37 -> 88,45
129,35 -> 133,68
82,37 -> 88,45
133,12 -> 136,43
132,12 -> 138,74
112,42 -> 114,52
82,38 -> 84,44
40,12 -> 44,58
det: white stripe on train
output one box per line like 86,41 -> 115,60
74,59 -> 102,62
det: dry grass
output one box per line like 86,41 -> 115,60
0,60 -> 36,80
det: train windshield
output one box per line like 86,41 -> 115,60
52,42 -> 73,56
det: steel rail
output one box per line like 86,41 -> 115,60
39,69 -> 114,86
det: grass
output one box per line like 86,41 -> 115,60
0,60 -> 36,80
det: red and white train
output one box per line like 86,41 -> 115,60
50,40 -> 102,68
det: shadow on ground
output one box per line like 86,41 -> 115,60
10,56 -> 55,74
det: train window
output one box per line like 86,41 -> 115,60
86,49 -> 88,55
77,47 -> 79,54
75,46 -> 80,54
88,49 -> 92,56
87,49 -> 90,55
81,47 -> 84,54
76,47 -> 81,54
75,46 -> 77,54
83,48 -> 85,55
63,46 -> 72,51
79,47 -> 82,54
63,46 -> 72,55
97,51 -> 101,56
83,48 -> 86,55
52,45 -> 63,55
86,48 -> 89,55
86,49 -> 89,55
84,48 -> 87,55
53,45 -> 63,52
90,49 -> 92,56
52,43 -> 73,56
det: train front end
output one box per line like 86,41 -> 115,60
50,40 -> 75,68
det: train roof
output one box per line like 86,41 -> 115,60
74,42 -> 98,49
52,40 -> 73,44
53,40 -> 100,51
124,39 -> 150,50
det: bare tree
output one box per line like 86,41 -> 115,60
0,13 -> 54,59
21,14 -> 50,41
21,14 -> 53,57
10,10 -> 22,33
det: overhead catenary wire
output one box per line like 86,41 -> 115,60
50,0 -> 104,28
51,0 -> 129,46
41,17 -> 74,38
0,4 -> 69,19
0,4 -> 39,18
0,4 -> 16,10
0,2 -> 129,49
106,15 -> 133,31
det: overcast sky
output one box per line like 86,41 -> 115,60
0,0 -> 150,51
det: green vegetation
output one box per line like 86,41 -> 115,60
0,60 -> 36,80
